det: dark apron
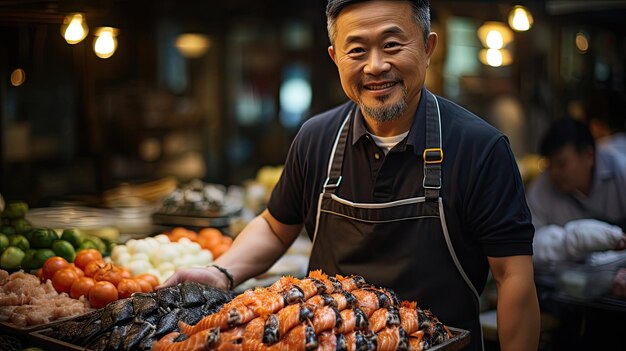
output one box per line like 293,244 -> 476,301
309,92 -> 484,350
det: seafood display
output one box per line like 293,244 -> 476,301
0,269 -> 91,328
152,271 -> 454,351
39,281 -> 234,350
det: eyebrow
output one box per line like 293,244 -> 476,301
344,25 -> 405,45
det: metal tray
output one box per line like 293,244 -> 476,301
29,326 -> 469,351
152,212 -> 234,229
432,327 -> 471,351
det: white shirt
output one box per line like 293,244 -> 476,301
368,131 -> 409,155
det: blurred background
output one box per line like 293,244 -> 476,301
0,0 -> 624,206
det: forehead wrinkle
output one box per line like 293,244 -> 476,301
343,25 -> 406,46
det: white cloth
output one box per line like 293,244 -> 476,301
532,219 -> 623,266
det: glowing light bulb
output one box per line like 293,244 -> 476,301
486,30 -> 504,49
94,27 -> 118,59
62,13 -> 88,44
479,49 -> 512,67
508,6 -> 533,32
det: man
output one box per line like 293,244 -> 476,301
162,1 -> 540,350
526,117 -> 626,350
527,117 -> 626,266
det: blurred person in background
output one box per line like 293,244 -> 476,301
526,116 -> 626,348
161,1 -> 540,350
586,89 -> 626,163
527,117 -> 626,267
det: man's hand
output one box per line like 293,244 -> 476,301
616,234 -> 626,250
156,266 -> 230,290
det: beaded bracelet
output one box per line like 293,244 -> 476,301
211,264 -> 234,290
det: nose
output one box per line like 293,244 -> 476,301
363,50 -> 391,75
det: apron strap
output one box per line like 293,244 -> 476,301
423,92 -> 443,202
323,108 -> 352,193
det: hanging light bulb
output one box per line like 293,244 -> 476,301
477,22 -> 513,49
93,27 -> 118,59
61,13 -> 89,44
508,5 -> 533,32
485,30 -> 504,49
479,48 -> 513,67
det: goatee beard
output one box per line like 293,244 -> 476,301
358,85 -> 408,123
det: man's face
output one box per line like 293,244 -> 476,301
547,144 -> 594,194
328,0 -> 436,123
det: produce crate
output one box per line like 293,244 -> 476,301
0,315 -> 83,335
28,326 -> 469,351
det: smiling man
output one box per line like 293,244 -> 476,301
162,1 -> 540,350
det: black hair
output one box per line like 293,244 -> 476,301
539,117 -> 596,157
325,0 -> 431,44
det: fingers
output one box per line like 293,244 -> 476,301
156,272 -> 182,289
616,235 -> 626,250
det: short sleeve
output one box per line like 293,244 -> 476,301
466,136 -> 535,257
266,131 -> 306,225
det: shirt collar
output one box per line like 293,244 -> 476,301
350,87 -> 428,156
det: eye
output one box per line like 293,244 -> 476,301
384,42 -> 401,49
348,47 -> 365,54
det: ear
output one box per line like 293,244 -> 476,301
328,45 -> 338,65
424,32 -> 438,66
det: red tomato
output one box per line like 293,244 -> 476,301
117,278 -> 142,299
70,277 -> 96,299
93,264 -> 123,286
88,281 -> 118,308
74,249 -> 103,271
133,277 -> 153,293
52,267 -> 79,294
135,273 -> 159,288
42,257 -> 70,281
70,263 -> 85,278
83,260 -> 105,278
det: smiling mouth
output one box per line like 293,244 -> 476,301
364,82 -> 397,90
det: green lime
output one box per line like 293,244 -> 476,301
31,249 -> 56,270
21,249 -> 37,270
0,234 -> 8,253
51,240 -> 76,262
9,234 -> 30,251
61,228 -> 83,248
0,225 -> 15,236
28,228 -> 56,249
11,218 -> 32,234
1,201 -> 28,219
0,247 -> 25,270
85,235 -> 106,253
77,240 -> 99,251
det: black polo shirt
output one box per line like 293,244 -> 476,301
267,88 -> 534,293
